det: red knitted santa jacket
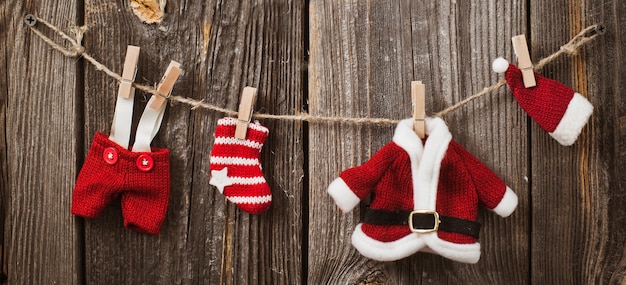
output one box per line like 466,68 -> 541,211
328,117 -> 518,263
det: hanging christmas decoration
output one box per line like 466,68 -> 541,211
327,118 -> 518,263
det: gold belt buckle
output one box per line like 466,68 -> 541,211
408,210 -> 440,233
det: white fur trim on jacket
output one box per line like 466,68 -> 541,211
327,178 -> 361,213
351,224 -> 481,263
491,187 -> 518,217
392,118 -> 452,210
351,224 -> 426,261
549,93 -> 593,146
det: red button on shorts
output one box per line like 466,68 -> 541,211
103,147 -> 118,165
136,154 -> 154,172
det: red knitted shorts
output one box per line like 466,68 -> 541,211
71,132 -> 170,235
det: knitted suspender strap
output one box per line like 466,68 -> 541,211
132,96 -> 166,152
108,83 -> 136,149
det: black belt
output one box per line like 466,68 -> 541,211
363,208 -> 481,239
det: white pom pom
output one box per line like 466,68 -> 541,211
492,57 -> 509,73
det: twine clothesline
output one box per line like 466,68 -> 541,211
27,15 -> 601,125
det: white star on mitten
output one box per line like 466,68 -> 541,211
210,167 -> 233,194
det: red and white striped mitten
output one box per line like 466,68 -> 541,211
209,117 -> 272,214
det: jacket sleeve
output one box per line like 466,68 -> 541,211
452,141 -> 518,217
327,143 -> 398,213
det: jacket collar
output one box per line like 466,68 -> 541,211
392,117 -> 452,158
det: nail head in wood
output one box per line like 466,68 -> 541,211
24,14 -> 37,26
594,24 -> 606,35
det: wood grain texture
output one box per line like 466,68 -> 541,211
530,1 -> 626,284
3,0 -> 626,283
308,0 -> 529,283
0,1 -> 8,281
1,1 -> 82,284
82,0 -> 303,283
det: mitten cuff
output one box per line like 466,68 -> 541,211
327,178 -> 360,213
549,92 -> 593,146
215,117 -> 269,148
492,187 -> 518,217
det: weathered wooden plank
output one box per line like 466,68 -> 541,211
0,2 -> 8,281
1,1 -> 82,284
308,0 -> 529,283
82,0 -> 303,283
530,1 -> 626,284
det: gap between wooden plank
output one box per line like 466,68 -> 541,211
301,0 -> 311,284
74,1 -> 86,284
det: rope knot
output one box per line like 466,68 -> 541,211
71,45 -> 85,55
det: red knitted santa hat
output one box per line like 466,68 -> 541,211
492,57 -> 593,146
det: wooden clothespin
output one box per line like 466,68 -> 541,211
411,81 -> 425,139
118,46 -> 140,98
149,60 -> 182,110
511,35 -> 536,88
234,87 -> 258,140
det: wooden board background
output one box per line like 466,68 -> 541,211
308,1 -> 529,284
1,0 -> 625,284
